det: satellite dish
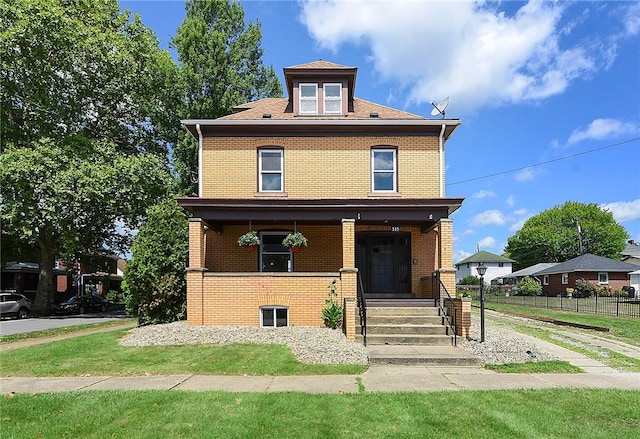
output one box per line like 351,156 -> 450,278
430,96 -> 449,119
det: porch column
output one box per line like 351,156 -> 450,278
437,218 -> 456,299
187,218 -> 207,325
340,218 -> 357,340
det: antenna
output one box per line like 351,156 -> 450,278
430,96 -> 449,119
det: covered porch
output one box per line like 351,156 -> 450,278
179,198 -> 463,340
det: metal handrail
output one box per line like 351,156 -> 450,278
356,272 -> 367,346
432,272 -> 457,345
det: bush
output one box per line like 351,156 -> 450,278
122,199 -> 189,324
516,276 -> 542,296
321,280 -> 343,329
574,278 -> 596,298
457,275 -> 480,286
106,289 -> 125,304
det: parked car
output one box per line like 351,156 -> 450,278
55,294 -> 109,315
0,293 -> 31,319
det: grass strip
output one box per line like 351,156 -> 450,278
2,389 -> 639,438
0,329 -> 366,376
485,360 -> 583,374
0,318 -> 137,343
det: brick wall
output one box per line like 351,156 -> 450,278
200,135 -> 441,199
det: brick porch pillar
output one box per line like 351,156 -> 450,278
437,218 -> 456,300
186,218 -> 207,326
340,218 -> 357,340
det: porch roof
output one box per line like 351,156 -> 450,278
177,197 -> 463,231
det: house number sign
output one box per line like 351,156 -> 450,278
391,226 -> 400,232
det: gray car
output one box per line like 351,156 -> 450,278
0,293 -> 31,319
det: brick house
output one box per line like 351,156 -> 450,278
177,60 -> 468,341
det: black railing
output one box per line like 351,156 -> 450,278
356,272 -> 367,345
432,272 -> 457,345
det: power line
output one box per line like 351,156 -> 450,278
446,137 -> 640,186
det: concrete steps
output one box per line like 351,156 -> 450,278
365,345 -> 483,367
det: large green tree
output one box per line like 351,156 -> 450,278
171,0 -> 282,194
1,0 -> 178,313
504,201 -> 628,269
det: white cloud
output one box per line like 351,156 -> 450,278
454,250 -> 473,264
298,0 -> 622,113
478,236 -> 497,249
471,209 -> 506,226
514,167 -> 537,182
473,190 -> 495,199
506,195 -> 516,207
567,118 -> 639,145
600,199 -> 640,222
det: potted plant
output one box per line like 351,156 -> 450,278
237,231 -> 260,252
282,232 -> 308,253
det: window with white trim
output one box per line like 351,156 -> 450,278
323,83 -> 342,114
260,231 -> 292,272
561,273 -> 569,285
261,306 -> 288,327
543,275 -> 549,285
259,149 -> 283,192
598,272 -> 609,285
371,148 -> 397,192
299,83 -> 318,115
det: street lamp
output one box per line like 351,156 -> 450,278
476,262 -> 487,342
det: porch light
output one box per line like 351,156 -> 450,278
476,263 -> 487,342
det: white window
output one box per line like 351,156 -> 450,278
543,275 -> 549,286
259,149 -> 283,192
261,306 -> 288,327
561,273 -> 569,285
372,149 -> 397,192
260,231 -> 292,272
299,83 -> 318,115
598,272 -> 609,285
323,83 -> 342,114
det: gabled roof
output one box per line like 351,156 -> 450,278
498,263 -> 557,279
283,60 -> 357,102
622,241 -> 640,259
455,250 -> 516,266
536,253 -> 639,275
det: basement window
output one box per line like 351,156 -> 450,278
261,307 -> 288,327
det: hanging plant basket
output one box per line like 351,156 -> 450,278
238,231 -> 260,248
245,245 -> 257,253
282,232 -> 308,251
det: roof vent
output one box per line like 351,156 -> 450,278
262,113 -> 271,118
369,112 -> 378,118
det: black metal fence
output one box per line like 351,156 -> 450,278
482,293 -> 640,319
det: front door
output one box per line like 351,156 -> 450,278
356,232 -> 411,294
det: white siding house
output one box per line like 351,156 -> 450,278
455,250 -> 515,284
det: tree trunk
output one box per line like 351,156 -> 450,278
34,237 -> 56,315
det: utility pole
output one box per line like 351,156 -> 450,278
576,219 -> 584,254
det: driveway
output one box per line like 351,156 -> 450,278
0,311 -> 132,336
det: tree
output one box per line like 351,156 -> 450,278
516,276 -> 542,296
457,275 -> 480,285
1,0 -> 179,314
171,0 -> 282,194
504,201 -> 628,269
122,199 -> 189,324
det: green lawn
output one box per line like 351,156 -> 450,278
0,329 -> 366,376
2,389 -> 639,438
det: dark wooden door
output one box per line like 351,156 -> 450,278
356,232 -> 411,294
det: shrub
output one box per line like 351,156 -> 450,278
457,275 -> 480,286
596,285 -> 612,297
122,199 -> 189,324
516,276 -> 542,296
574,278 -> 596,298
321,279 -> 343,329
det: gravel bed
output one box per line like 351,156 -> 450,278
458,320 -> 558,365
119,321 -> 369,365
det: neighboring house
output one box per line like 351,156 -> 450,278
1,262 -> 70,302
535,253 -> 638,296
177,60 -> 466,340
621,240 -> 640,266
454,251 -> 515,284
629,270 -> 640,297
496,263 -> 558,286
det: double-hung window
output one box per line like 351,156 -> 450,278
299,83 -> 318,115
372,148 -> 397,192
598,272 -> 609,285
259,149 -> 283,192
561,273 -> 569,285
323,83 -> 342,114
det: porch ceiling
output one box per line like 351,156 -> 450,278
177,197 -> 463,231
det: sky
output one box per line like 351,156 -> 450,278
121,0 -> 640,264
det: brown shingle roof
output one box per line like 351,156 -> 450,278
285,60 -> 355,70
221,97 -> 426,121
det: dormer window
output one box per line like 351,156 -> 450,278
299,83 -> 318,115
323,83 -> 342,114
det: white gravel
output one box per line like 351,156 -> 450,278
119,321 -> 370,365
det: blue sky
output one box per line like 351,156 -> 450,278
122,0 -> 640,263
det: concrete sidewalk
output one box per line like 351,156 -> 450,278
2,366 -> 639,394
